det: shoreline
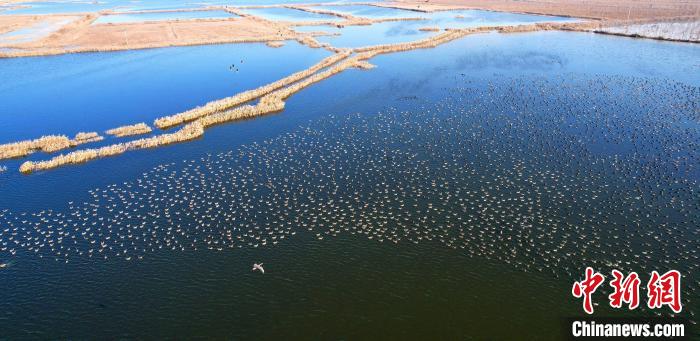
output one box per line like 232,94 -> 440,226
1,2 -> 697,59
4,16 -> 696,173
0,4 -> 429,58
1,1 -> 698,173
15,28 -> 477,173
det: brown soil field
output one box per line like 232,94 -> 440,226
391,0 -> 700,20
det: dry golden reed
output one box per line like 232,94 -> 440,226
105,123 -> 153,137
19,22 -> 605,174
20,123 -> 203,173
102,7 -> 226,16
285,5 -> 357,20
266,41 -> 285,47
296,35 -> 324,48
0,34 -> 299,58
0,132 -> 102,160
154,51 -> 352,129
17,53 -> 376,173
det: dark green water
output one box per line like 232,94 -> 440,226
0,31 -> 698,339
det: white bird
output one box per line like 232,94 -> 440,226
252,263 -> 264,274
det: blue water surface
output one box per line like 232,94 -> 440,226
0,31 -> 698,339
93,10 -> 238,24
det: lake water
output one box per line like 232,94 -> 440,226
421,9 -> 579,28
297,9 -> 578,48
313,5 -> 579,27
313,4 -> 422,19
93,10 -> 238,25
0,29 -> 698,339
296,20 -> 436,48
239,7 -> 344,23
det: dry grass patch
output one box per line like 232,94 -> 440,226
0,132 -> 102,160
266,40 -> 285,47
105,123 -> 153,137
154,51 -> 352,129
20,123 -> 202,173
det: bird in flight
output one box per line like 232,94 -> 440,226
252,263 -> 265,274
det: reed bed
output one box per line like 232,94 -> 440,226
285,3 -> 425,24
19,53 -> 374,173
353,28 -> 472,56
594,23 -> 700,42
285,5 -> 356,20
494,21 -> 599,34
296,35 -> 324,48
174,31 -> 468,133
20,123 -> 203,173
266,40 -> 285,47
0,132 -> 102,160
73,132 -> 103,144
154,50 -> 352,129
103,7 -> 226,16
270,5 -> 421,27
370,3 -> 439,13
577,18 -> 700,43
222,7 -> 252,17
194,57 -> 371,129
105,123 -> 152,137
0,33 -> 299,58
99,17 -> 240,26
17,22 -> 590,174
271,57 -> 373,100
296,35 -> 340,51
197,98 -> 285,128
371,17 -> 425,23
